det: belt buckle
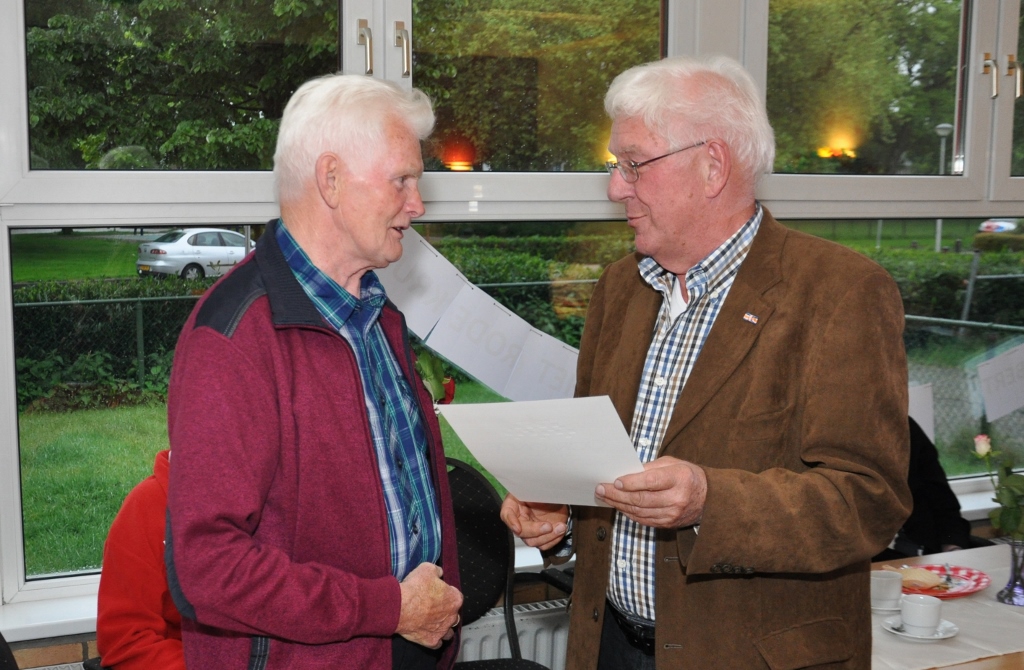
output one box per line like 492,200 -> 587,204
612,607 -> 655,655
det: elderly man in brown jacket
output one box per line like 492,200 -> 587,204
501,55 -> 911,670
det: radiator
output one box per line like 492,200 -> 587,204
457,598 -> 570,669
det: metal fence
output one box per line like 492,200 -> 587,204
11,292 -> 1024,478
905,316 -> 1024,476
13,295 -> 200,410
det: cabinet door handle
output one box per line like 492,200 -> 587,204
395,21 -> 411,78
982,52 -> 999,98
357,19 -> 373,75
1007,54 -> 1022,100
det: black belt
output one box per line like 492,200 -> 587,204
607,601 -> 655,656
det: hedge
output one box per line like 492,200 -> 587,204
973,232 -> 1024,252
12,241 -> 1024,411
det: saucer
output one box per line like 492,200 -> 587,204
882,616 -> 958,642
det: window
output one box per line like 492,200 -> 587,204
767,1 -> 963,177
411,1 -> 661,173
24,0 -> 338,171
2,0 -> 1022,641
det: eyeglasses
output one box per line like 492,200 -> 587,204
605,140 -> 706,183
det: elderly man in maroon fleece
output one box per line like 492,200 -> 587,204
165,74 -> 463,670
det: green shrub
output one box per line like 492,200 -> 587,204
14,279 -> 204,411
972,232 -> 1024,252
434,234 -> 635,266
869,249 -> 1024,323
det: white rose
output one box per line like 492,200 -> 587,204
974,434 -> 992,456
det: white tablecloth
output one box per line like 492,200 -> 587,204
871,559 -> 1024,669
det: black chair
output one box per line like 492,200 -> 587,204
446,458 -> 549,669
0,629 -> 19,670
83,658 -> 109,670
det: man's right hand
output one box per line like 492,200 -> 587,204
499,494 -> 569,551
397,563 -> 463,649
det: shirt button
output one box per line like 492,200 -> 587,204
396,457 -> 404,468
412,522 -> 419,534
617,559 -> 627,569
654,377 -> 666,387
592,608 -> 600,621
638,438 -> 652,448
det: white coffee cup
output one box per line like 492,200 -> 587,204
901,594 -> 942,636
870,571 -> 903,609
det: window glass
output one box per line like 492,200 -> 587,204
222,232 -> 246,247
12,218 -> 1020,576
24,0 -> 338,170
153,231 -> 185,243
781,216 -> 1024,477
767,1 -> 963,175
1013,0 -> 1024,176
411,1 -> 662,172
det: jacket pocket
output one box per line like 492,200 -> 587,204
754,617 -> 852,670
727,404 -> 793,443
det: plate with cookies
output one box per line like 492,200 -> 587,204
883,564 -> 991,599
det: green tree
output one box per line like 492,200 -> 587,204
767,0 -> 961,175
412,0 -> 661,171
26,0 -> 338,169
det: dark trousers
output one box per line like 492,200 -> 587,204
597,601 -> 656,670
392,636 -> 440,670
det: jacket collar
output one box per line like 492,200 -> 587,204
658,208 -> 786,452
255,218 -> 333,328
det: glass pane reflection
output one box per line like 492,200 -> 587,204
24,1 -> 337,170
1013,0 -> 1024,175
767,0 -> 963,175
412,1 -> 662,172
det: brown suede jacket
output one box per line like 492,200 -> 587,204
566,210 -> 911,670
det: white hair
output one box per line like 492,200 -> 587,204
604,55 -> 775,184
273,74 -> 435,203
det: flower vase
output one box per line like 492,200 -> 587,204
996,540 -> 1024,607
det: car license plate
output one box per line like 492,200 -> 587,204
139,265 -> 150,271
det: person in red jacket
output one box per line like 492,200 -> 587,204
96,449 -> 183,669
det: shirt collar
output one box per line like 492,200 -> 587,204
639,202 -> 763,300
275,219 -> 387,332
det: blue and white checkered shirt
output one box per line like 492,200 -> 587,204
276,221 -> 442,581
608,204 -> 763,622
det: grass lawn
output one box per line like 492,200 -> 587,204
783,217 -> 981,253
10,230 -> 138,282
8,219 -> 990,286
17,381 -> 506,576
19,404 -> 169,576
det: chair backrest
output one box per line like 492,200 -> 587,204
446,458 -> 522,659
0,629 -> 19,670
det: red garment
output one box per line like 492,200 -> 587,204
164,222 -> 460,669
96,450 -> 183,670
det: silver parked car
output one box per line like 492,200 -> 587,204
136,228 -> 253,279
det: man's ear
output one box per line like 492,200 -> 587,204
315,153 -> 342,208
703,140 -> 731,198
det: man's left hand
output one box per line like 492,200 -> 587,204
595,456 -> 707,529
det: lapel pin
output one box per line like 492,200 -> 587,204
743,312 -> 759,324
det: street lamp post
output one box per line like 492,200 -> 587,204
934,123 -> 954,252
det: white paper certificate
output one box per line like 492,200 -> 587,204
438,396 -> 643,506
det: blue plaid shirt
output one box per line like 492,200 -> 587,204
276,221 -> 441,581
608,204 -> 763,622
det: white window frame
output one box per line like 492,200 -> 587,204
0,0 -> 1008,642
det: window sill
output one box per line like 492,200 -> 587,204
949,475 -> 997,522
0,594 -> 96,643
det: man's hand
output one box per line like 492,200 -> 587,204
595,456 -> 707,529
500,494 -> 569,551
396,563 -> 463,649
